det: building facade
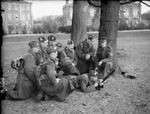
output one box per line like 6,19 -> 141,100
63,2 -> 141,29
119,3 -> 141,27
2,1 -> 33,34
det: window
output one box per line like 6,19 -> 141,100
124,9 -> 129,18
90,8 -> 95,17
8,4 -> 11,10
14,5 -> 18,11
8,14 -> 11,20
27,6 -> 30,11
27,14 -> 30,21
133,9 -> 138,18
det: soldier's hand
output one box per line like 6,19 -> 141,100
55,61 -> 59,66
85,54 -> 91,60
94,82 -> 98,87
72,63 -> 75,66
98,61 -> 103,66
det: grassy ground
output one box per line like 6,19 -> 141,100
1,30 -> 150,114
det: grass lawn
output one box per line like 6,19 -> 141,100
1,30 -> 150,114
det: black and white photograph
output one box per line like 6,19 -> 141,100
1,0 -> 150,113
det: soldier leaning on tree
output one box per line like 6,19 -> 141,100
58,40 -> 80,76
7,41 -> 42,100
95,37 -> 115,79
76,34 -> 96,74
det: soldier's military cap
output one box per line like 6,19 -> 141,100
47,35 -> 56,41
67,40 -> 74,45
56,42 -> 62,48
38,36 -> 46,43
99,37 -> 107,41
28,41 -> 40,48
88,34 -> 93,41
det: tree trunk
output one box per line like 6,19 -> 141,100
99,0 -> 119,59
71,0 -> 88,46
98,0 -> 120,72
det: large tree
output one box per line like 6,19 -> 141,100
71,0 -> 149,72
71,0 -> 89,46
98,0 -> 120,60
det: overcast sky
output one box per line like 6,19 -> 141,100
29,0 -> 150,20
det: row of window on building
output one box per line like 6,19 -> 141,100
7,4 -> 30,11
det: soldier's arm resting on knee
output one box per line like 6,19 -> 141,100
46,64 -> 57,85
76,44 -> 86,59
101,46 -> 113,63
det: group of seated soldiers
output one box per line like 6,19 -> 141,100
6,34 -> 115,102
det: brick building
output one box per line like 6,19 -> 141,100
63,1 -> 141,29
1,0 -> 33,34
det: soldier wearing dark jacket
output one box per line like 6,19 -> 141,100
95,37 -> 114,79
7,41 -> 42,100
58,40 -> 79,76
34,47 -> 75,102
76,35 -> 96,74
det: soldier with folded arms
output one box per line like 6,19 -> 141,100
76,34 -> 96,74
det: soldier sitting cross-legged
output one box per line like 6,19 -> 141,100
58,40 -> 80,76
95,37 -> 115,79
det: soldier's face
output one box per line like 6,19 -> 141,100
41,42 -> 48,48
68,44 -> 74,49
91,76 -> 98,82
50,51 -> 58,58
101,40 -> 107,47
32,47 -> 40,53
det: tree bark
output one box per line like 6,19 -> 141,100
71,0 -> 88,46
99,0 -> 119,59
98,0 -> 120,72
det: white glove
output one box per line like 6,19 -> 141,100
94,82 -> 98,87
72,63 -> 75,66
85,54 -> 90,60
98,61 -> 103,66
56,78 -> 60,83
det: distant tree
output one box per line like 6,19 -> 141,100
42,16 -> 58,33
142,10 -> 150,20
8,25 -> 14,34
55,16 -> 65,27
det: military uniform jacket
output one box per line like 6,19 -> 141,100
76,40 -> 95,60
59,47 -> 77,66
8,50 -> 41,100
95,45 -> 113,65
71,74 -> 96,92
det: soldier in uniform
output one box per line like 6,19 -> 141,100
67,70 -> 103,92
58,40 -> 79,76
95,37 -> 114,79
76,34 -> 96,74
34,47 -> 75,102
7,41 -> 42,100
